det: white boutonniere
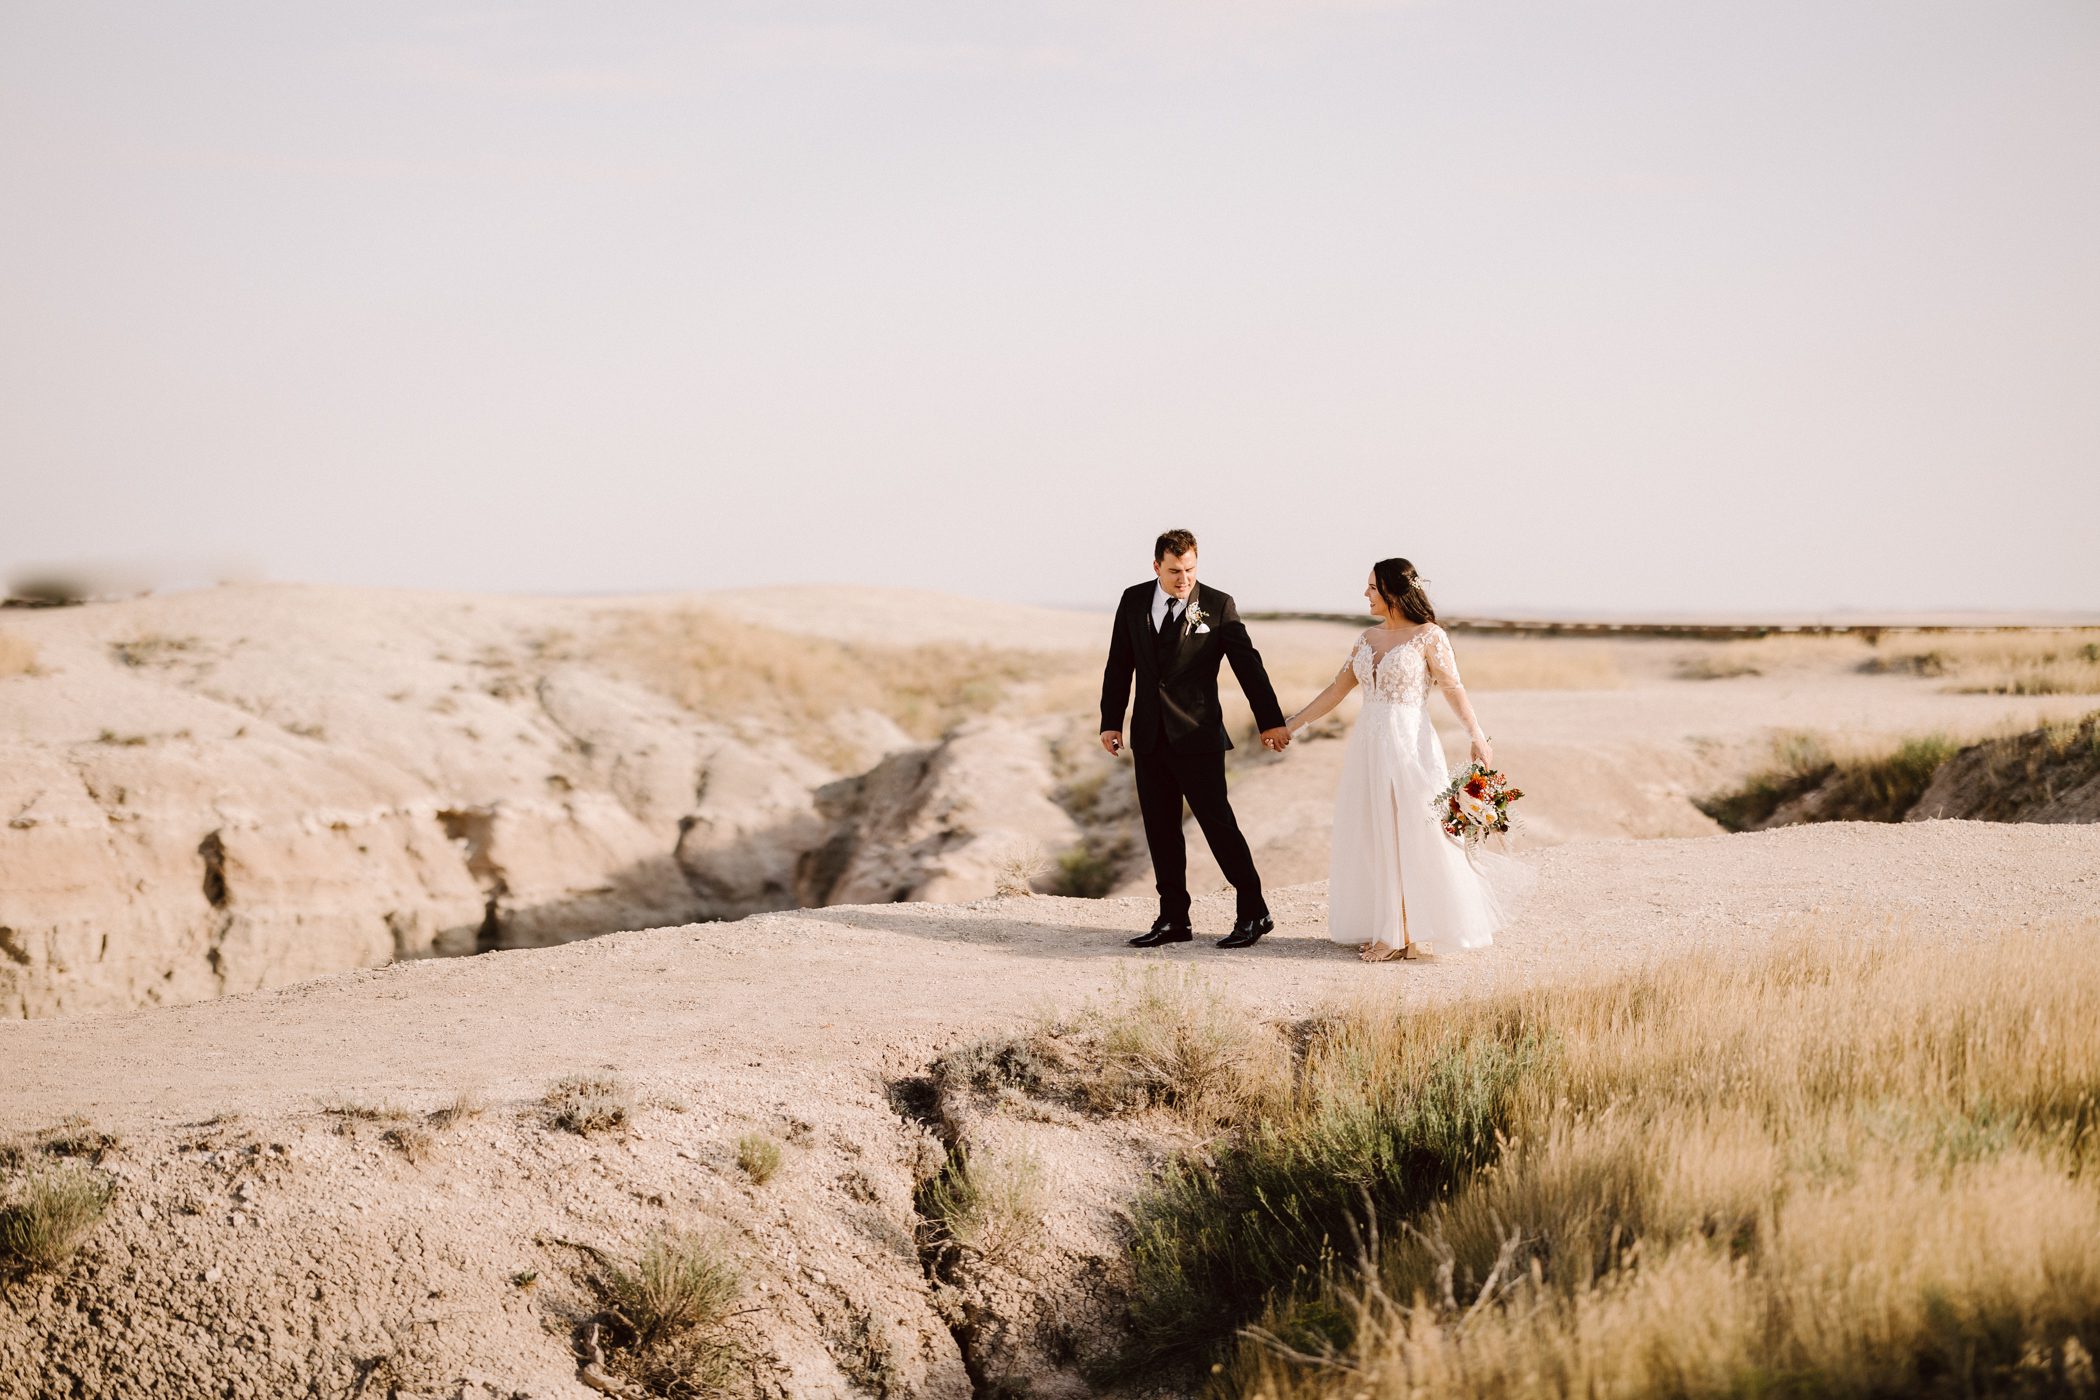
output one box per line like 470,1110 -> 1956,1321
1185,600 -> 1209,634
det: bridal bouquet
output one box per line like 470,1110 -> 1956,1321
1434,762 -> 1523,846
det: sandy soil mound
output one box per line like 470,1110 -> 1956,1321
2,822 -> 2093,1398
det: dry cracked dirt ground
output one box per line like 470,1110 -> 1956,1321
4,820 -> 2097,1398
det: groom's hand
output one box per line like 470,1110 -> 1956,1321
1100,730 -> 1124,757
1260,726 -> 1291,752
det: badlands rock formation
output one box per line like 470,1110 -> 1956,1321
4,586 -> 2093,1021
0,587 -> 1101,1019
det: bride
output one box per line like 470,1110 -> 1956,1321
1283,559 -> 1532,961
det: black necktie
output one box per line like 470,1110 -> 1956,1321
1160,601 -> 1180,638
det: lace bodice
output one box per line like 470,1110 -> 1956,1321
1349,624 -> 1463,708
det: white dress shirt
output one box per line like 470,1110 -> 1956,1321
1151,582 -> 1194,633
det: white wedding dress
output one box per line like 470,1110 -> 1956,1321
1323,624 -> 1533,954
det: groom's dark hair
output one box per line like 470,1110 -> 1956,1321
1154,529 -> 1198,561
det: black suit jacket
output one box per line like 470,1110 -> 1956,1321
1099,581 -> 1286,754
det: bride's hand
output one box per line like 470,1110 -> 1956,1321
1470,735 -> 1493,767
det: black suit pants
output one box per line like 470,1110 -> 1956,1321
1132,741 -> 1266,923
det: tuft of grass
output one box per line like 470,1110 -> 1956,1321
1,1161 -> 114,1275
735,1133 -> 782,1186
322,1099 -> 412,1123
545,1074 -> 632,1135
922,1145 -> 1049,1266
937,1022 -> 1072,1102
382,1123 -> 433,1162
835,1304 -> 900,1394
34,1116 -> 121,1163
1086,969 -> 1292,1122
0,632 -> 38,679
427,1088 -> 488,1131
935,969 -> 1291,1127
602,1229 -> 743,1351
991,839 -> 1050,897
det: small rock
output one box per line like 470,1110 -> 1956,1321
203,1267 -> 221,1284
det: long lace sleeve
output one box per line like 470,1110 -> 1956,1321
1426,625 -> 1463,690
1427,625 -> 1491,755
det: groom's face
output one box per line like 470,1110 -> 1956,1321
1154,550 -> 1197,599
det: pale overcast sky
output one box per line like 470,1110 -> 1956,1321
3,1 -> 2096,618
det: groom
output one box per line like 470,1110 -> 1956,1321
1100,529 -> 1291,949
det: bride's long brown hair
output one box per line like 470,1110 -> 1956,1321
1373,558 -> 1436,625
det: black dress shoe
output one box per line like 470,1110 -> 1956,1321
1128,918 -> 1194,948
1216,915 -> 1273,949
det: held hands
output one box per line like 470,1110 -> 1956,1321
1109,727 -> 1296,754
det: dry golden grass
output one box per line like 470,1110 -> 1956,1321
923,1144 -> 1050,1265
0,1160 -> 113,1276
1444,635 -> 1626,691
0,631 -> 38,679
735,1132 -> 782,1185
1664,630 -> 1851,675
990,837 -> 1051,897
939,967 -> 1293,1130
1210,919 -> 2100,1398
1869,629 -> 2100,695
599,609 -> 1049,755
543,1073 -> 632,1135
1677,628 -> 2100,694
599,1229 -> 745,1392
